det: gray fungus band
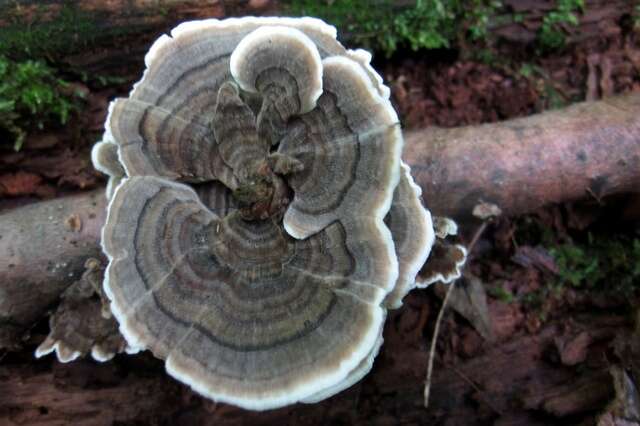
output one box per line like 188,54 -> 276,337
86,17 -> 462,411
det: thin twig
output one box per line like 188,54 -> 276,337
423,278 -> 455,408
468,221 -> 489,254
447,361 -> 503,415
423,220 -> 488,408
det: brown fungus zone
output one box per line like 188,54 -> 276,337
95,17 -> 439,410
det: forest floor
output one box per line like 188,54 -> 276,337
1,4 -> 640,425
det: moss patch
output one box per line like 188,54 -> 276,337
286,0 -> 502,57
0,55 -> 81,150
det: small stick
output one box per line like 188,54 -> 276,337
423,277 -> 455,408
447,362 -> 503,415
423,221 -> 488,408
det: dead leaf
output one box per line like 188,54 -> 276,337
22,133 -> 60,150
601,56 -> 614,98
587,54 -> 600,101
435,274 -> 494,342
555,331 -> 592,366
511,245 -> 558,274
0,172 -> 43,197
65,214 -> 83,233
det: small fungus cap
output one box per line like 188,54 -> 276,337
91,140 -> 125,200
417,216 -> 467,287
96,17 -> 435,410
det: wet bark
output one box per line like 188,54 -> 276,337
492,0 -> 635,46
1,0 -> 632,78
0,0 -> 277,79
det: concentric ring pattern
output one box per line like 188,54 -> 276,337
94,17 -> 435,410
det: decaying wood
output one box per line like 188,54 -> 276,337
3,0 -> 631,64
2,0 -> 633,81
0,0 -> 276,79
405,93 -> 640,218
493,0 -> 634,46
1,94 -> 639,352
1,2 -> 637,425
0,191 -> 106,350
0,297 -> 630,425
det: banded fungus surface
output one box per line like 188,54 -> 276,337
92,17 -> 459,411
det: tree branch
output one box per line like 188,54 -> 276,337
404,93 -> 640,218
1,95 -> 639,350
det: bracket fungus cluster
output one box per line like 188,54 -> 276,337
35,259 -> 129,364
87,17 -> 466,410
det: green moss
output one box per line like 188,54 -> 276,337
551,234 -> 640,295
286,0 -> 502,57
512,213 -> 640,301
488,285 -> 514,303
537,0 -> 585,51
0,3 -> 100,60
0,55 -> 81,150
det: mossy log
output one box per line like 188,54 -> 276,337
493,0 -> 636,46
0,0 -> 277,78
0,0 -> 635,77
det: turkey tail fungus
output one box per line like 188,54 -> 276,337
78,17 -> 446,410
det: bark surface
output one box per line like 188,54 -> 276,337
404,93 -> 640,218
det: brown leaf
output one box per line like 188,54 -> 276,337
0,172 -> 43,197
555,331 -> 592,366
22,133 -> 60,150
601,56 -> 615,98
436,274 -> 494,342
511,245 -> 558,274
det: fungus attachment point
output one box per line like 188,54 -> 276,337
91,16 -> 447,411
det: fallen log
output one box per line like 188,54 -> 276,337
405,93 -> 640,218
0,0 -> 276,79
1,0 -> 633,79
0,190 -> 106,350
1,94 -> 639,350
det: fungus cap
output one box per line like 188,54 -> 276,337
417,216 -> 467,287
91,140 -> 124,200
94,16 -> 438,410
